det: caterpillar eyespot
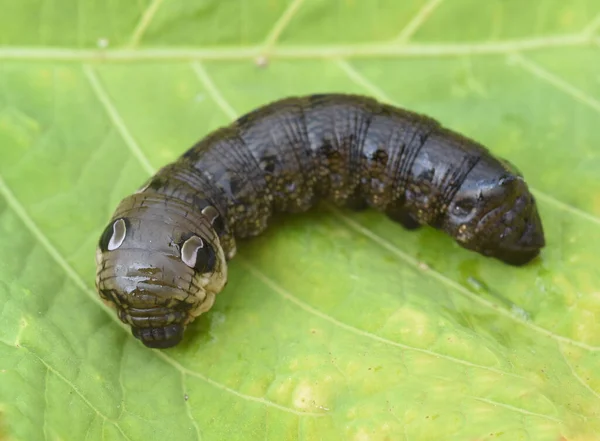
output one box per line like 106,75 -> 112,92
99,218 -> 127,252
95,93 -> 545,349
180,234 -> 216,273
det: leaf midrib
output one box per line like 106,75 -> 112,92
0,33 -> 597,61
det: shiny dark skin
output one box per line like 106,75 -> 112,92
132,324 -> 184,348
95,193 -> 227,350
442,168 -> 545,266
97,94 -> 545,350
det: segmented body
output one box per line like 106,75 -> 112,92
95,94 -> 545,348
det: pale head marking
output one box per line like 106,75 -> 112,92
201,205 -> 220,225
108,218 -> 127,251
181,235 -> 205,269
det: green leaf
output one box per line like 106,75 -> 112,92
1,1 -> 600,440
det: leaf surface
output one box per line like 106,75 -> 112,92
1,1 -> 600,440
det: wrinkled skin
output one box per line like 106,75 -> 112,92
95,94 -> 545,349
441,161 -> 544,266
95,192 -> 227,348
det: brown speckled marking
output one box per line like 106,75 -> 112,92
96,93 -> 545,348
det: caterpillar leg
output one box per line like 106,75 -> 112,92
385,206 -> 422,230
344,195 -> 369,211
341,185 -> 369,211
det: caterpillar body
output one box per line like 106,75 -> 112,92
95,94 -> 545,348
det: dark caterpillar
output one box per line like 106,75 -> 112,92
95,94 -> 545,349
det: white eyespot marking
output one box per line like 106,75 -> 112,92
201,205 -> 219,225
181,235 -> 205,268
108,218 -> 127,251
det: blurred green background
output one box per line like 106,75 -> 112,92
1,0 -> 600,440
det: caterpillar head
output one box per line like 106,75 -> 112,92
95,197 -> 227,348
442,167 -> 545,266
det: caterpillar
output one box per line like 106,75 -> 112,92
95,94 -> 545,349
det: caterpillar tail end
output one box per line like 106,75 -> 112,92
490,206 -> 545,266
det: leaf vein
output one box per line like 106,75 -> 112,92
26,345 -> 133,440
82,64 -> 156,175
469,396 -> 563,424
42,367 -> 50,441
394,0 -> 445,43
181,373 -> 203,441
328,205 -> 600,351
153,350 -> 325,417
190,61 -> 238,120
334,58 -> 391,103
128,0 -> 165,48
581,12 -> 600,37
0,34 -> 593,61
509,52 -> 600,114
238,258 -> 526,379
559,344 -> 600,402
0,172 -> 315,418
260,0 -> 307,55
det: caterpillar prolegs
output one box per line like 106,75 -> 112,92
95,94 -> 545,348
